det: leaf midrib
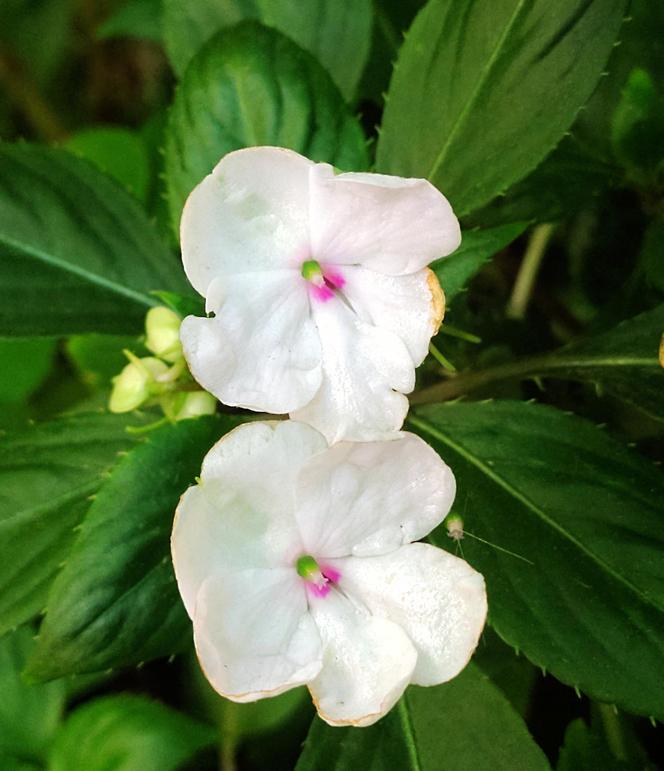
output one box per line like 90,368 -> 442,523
409,414 -> 664,615
0,233 -> 155,309
427,0 -> 528,183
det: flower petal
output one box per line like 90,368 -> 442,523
172,421 -> 327,617
309,163 -> 460,276
194,568 -> 322,702
341,266 -> 444,366
330,543 -> 487,686
290,297 -> 413,442
295,432 -> 456,558
308,589 -> 416,726
181,147 -> 313,296
180,270 -> 322,413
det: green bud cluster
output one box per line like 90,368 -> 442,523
109,306 -> 216,421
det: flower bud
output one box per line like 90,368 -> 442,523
160,390 -> 217,421
109,355 -> 169,413
145,306 -> 182,363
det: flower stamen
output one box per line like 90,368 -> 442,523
296,554 -> 340,597
301,260 -> 345,303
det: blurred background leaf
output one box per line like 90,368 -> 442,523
48,694 -> 215,771
0,626 -> 65,763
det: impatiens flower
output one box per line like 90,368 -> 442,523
178,147 -> 460,442
171,421 -> 487,727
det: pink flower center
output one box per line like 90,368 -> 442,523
301,259 -> 345,303
295,553 -> 340,598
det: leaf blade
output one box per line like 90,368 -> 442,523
0,412 -> 149,636
27,415 -> 243,680
377,0 -> 628,216
409,401 -> 664,720
0,144 -> 188,336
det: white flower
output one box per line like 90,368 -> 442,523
178,147 -> 460,443
171,421 -> 487,727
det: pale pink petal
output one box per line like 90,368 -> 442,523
340,266 -> 444,366
330,544 -> 487,686
290,296 -> 413,443
295,432 -> 456,558
308,589 -> 416,726
172,422 -> 326,617
309,163 -> 460,276
194,569 -> 322,702
180,271 -> 322,413
181,147 -> 313,296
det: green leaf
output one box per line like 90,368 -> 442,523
0,338 -> 56,403
164,21 -> 369,233
27,415 -> 242,680
467,137 -> 617,228
377,0 -> 628,217
296,664 -> 549,770
97,0 -> 164,42
0,144 -> 189,337
542,304 -> 664,420
573,0 -> 664,163
432,223 -> 528,305
409,400 -> 664,720
48,694 -> 215,771
0,412 -> 149,636
474,627 -> 537,717
65,127 -> 151,203
162,0 -> 372,100
0,626 -> 65,762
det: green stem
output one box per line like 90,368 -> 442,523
428,342 -> 457,373
506,223 -> 555,320
219,737 -> 237,771
598,703 -> 627,761
411,352 -> 554,404
439,323 -> 482,344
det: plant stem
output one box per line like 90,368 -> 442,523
598,703 -> 627,761
0,48 -> 67,142
428,342 -> 457,373
411,353 -> 554,404
439,323 -> 482,344
506,223 -> 555,320
219,738 -> 237,771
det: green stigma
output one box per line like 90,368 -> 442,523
301,259 -> 322,281
296,554 -> 320,579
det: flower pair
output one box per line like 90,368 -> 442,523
171,147 -> 487,726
